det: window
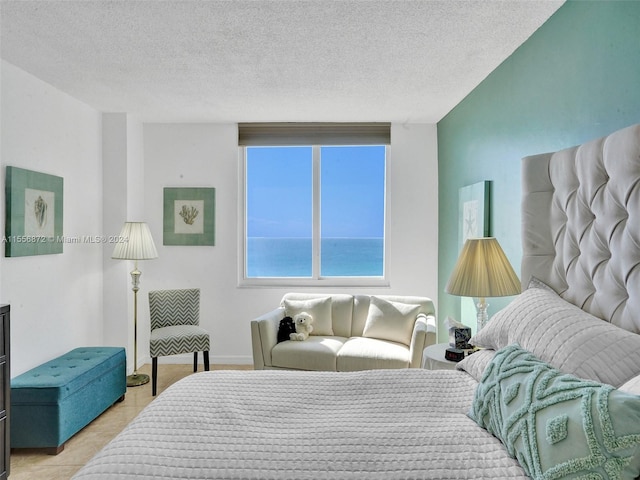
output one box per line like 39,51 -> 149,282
240,128 -> 388,285
244,145 -> 386,281
319,146 -> 385,277
239,123 -> 389,285
246,146 -> 313,278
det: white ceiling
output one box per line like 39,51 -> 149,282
0,0 -> 564,123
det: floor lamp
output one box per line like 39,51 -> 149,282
445,237 -> 521,331
112,222 -> 158,387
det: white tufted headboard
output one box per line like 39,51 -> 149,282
521,124 -> 640,333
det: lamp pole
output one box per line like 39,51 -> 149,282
112,222 -> 158,388
127,260 -> 149,386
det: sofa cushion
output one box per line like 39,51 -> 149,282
362,296 -> 421,346
271,336 -> 346,371
336,337 -> 410,371
352,295 -> 372,337
11,347 -> 125,404
283,296 -> 333,336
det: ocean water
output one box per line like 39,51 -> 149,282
247,237 -> 383,277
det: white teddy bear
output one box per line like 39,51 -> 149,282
289,312 -> 314,341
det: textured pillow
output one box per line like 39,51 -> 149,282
362,296 -> 420,346
283,297 -> 333,336
470,283 -> 640,387
456,348 -> 496,382
469,344 -> 640,480
620,375 -> 640,396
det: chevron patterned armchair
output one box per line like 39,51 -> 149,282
149,288 -> 210,395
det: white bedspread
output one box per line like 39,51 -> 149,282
72,368 -> 527,480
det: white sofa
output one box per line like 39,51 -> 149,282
250,293 -> 437,371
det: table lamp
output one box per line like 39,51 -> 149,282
112,222 -> 158,387
445,237 -> 520,331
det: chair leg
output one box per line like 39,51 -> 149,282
152,357 -> 158,396
204,351 -> 210,371
193,352 -> 198,372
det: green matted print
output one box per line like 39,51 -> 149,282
458,180 -> 491,250
5,166 -> 64,257
163,187 -> 215,246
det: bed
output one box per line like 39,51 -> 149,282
72,124 -> 640,480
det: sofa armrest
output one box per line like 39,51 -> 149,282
250,307 -> 285,369
409,314 -> 437,368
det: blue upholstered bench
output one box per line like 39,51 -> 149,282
11,346 -> 126,454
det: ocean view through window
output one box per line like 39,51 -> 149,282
245,145 -> 386,281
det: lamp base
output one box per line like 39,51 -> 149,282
126,372 -> 150,387
476,297 -> 489,331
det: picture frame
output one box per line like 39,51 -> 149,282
5,166 -> 64,257
458,180 -> 491,250
163,187 -> 215,246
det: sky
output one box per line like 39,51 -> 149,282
246,146 -> 385,238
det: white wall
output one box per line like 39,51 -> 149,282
128,123 -> 439,365
1,60 -> 440,372
1,61 -> 104,376
102,113 -> 148,374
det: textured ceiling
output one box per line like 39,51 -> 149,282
0,0 -> 564,123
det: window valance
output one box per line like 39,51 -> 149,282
238,122 -> 391,146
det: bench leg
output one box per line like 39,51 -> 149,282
152,357 -> 158,396
193,352 -> 198,372
204,351 -> 210,371
46,444 -> 64,455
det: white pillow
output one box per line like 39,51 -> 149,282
362,296 -> 420,346
456,349 -> 496,383
620,375 -> 640,396
471,283 -> 640,387
283,297 -> 333,336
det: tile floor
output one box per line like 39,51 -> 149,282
9,363 -> 252,480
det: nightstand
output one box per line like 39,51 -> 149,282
422,343 -> 458,370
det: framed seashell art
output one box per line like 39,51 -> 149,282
162,187 -> 215,246
5,166 -> 64,257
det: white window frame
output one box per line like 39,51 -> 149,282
238,145 -> 389,287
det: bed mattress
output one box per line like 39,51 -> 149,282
72,368 -> 526,480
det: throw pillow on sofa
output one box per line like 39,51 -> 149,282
362,296 -> 421,346
283,297 -> 333,336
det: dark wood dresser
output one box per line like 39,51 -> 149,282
0,305 -> 9,479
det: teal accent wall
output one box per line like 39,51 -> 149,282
437,0 -> 640,339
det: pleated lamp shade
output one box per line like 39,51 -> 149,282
112,222 -> 158,260
445,237 -> 520,298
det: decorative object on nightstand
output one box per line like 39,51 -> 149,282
112,222 -> 158,387
445,316 -> 472,348
445,237 -> 520,331
444,315 -> 472,363
444,347 -> 466,362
